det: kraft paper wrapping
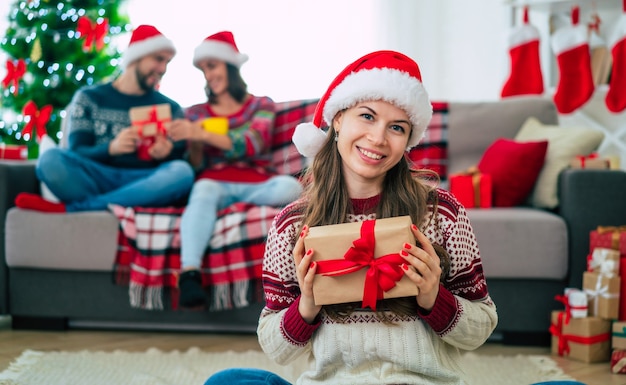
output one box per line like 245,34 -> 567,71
129,104 -> 171,137
305,216 -> 418,308
613,322 -> 626,351
550,310 -> 611,363
583,271 -> 620,320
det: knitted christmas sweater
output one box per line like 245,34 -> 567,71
184,95 -> 276,182
258,189 -> 498,385
65,82 -> 186,169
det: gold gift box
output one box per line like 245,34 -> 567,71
550,310 -> 611,363
129,103 -> 171,137
305,216 -> 418,308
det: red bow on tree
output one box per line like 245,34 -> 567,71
22,100 -> 53,142
2,59 -> 26,95
76,16 -> 109,52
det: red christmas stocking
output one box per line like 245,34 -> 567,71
606,3 -> 626,113
501,6 -> 544,98
551,6 -> 595,114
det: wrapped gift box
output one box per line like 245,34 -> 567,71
0,144 -> 27,160
589,226 -> 626,256
550,310 -> 611,363
612,349 -> 626,374
587,247 -> 620,277
129,104 -> 171,161
570,153 -> 611,169
449,168 -> 492,208
613,322 -> 626,350
582,271 -> 620,320
305,216 -> 418,310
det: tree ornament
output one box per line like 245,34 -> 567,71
30,37 -> 42,62
605,0 -> 626,113
551,5 -> 595,114
21,100 -> 53,142
2,59 -> 26,95
501,6 -> 544,98
76,16 -> 109,52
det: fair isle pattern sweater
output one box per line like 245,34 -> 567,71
258,189 -> 498,385
184,95 -> 276,182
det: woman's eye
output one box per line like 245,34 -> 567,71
360,113 -> 374,120
390,124 -> 406,133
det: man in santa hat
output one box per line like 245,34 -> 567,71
16,24 -> 194,213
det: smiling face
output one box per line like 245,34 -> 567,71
332,100 -> 411,197
197,59 -> 229,96
134,49 -> 175,92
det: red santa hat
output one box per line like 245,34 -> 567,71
193,31 -> 249,68
292,50 -> 432,158
122,25 -> 176,69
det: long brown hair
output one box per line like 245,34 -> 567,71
296,121 -> 450,320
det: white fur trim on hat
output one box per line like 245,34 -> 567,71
292,122 -> 329,158
193,40 -> 249,68
322,68 -> 432,150
122,35 -> 176,69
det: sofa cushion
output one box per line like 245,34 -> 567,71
5,208 -> 119,270
477,138 -> 548,207
271,99 -> 317,176
467,207 -> 568,280
515,117 -> 605,209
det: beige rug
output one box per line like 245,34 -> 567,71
0,347 -> 575,385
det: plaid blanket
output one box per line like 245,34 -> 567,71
112,99 -> 318,311
408,101 -> 449,182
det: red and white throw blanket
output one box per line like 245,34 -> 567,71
111,203 -> 281,311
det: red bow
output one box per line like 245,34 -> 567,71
315,220 -> 406,311
549,311 -> 610,357
2,59 -> 26,95
135,105 -> 170,137
76,16 -> 108,52
22,100 -> 53,142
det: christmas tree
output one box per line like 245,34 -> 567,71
0,0 -> 130,158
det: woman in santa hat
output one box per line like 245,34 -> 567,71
204,50 -> 498,384
167,31 -> 303,308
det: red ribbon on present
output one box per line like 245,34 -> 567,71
134,105 -> 170,137
554,294 -> 573,324
2,59 -> 26,95
574,152 -> 599,168
314,220 -> 406,311
549,312 -> 611,357
22,100 -> 53,142
76,16 -> 108,52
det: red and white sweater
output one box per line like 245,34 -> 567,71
258,189 -> 498,385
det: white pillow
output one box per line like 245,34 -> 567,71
515,117 -> 604,209
38,135 -> 61,203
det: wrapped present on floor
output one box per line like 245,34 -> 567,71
549,310 -> 611,363
449,166 -> 492,209
129,104 -> 172,161
555,289 -> 588,319
612,349 -> 626,374
582,271 -> 620,320
613,322 -> 626,350
305,216 -> 418,311
587,247 -> 620,277
589,226 -> 626,256
0,143 -> 27,160
570,153 -> 611,169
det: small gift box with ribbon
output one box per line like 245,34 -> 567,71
611,349 -> 626,374
0,143 -> 27,160
129,104 -> 172,161
589,226 -> 626,256
586,247 -> 620,277
570,153 -> 611,169
582,271 -> 620,320
613,322 -> 626,350
448,166 -> 492,209
305,216 -> 418,311
555,288 -> 588,319
549,310 -> 611,363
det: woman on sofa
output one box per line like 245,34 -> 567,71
204,50 -> 498,384
167,31 -> 302,309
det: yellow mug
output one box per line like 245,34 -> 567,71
201,117 -> 229,135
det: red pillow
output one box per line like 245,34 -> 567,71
477,138 -> 548,207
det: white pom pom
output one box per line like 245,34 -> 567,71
292,122 -> 327,158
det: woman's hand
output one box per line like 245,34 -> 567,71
293,225 -> 322,323
168,119 -> 202,142
400,224 -> 442,312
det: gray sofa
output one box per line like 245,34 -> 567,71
2,96 -> 626,345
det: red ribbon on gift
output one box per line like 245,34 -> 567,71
76,16 -> 108,52
314,219 -> 406,311
574,153 -> 599,168
549,312 -> 610,356
134,105 -> 170,137
2,59 -> 26,95
22,100 -> 53,142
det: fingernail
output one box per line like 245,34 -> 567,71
403,243 -> 412,249
411,224 -> 418,231
310,262 -> 316,269
401,263 -> 409,270
300,231 -> 305,238
306,249 -> 313,256
401,250 -> 409,257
